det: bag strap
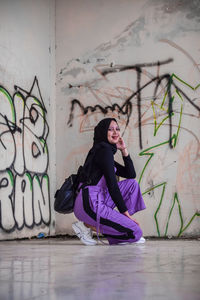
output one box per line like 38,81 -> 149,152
75,144 -> 102,194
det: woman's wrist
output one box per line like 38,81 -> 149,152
123,210 -> 131,218
121,147 -> 129,156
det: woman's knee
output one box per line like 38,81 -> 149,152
129,222 -> 142,240
119,178 -> 136,190
134,226 -> 143,241
125,179 -> 140,195
127,178 -> 140,187
127,225 -> 142,242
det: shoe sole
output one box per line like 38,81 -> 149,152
72,223 -> 97,246
118,238 -> 146,245
135,238 -> 146,244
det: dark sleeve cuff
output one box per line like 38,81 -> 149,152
122,154 -> 131,160
117,202 -> 128,214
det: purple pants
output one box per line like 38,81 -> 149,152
74,176 -> 146,245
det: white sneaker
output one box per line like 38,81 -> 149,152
72,221 -> 97,246
118,237 -> 146,245
135,237 -> 146,244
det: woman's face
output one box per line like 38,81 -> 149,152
107,120 -> 121,144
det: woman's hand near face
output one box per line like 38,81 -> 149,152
117,137 -> 129,157
116,137 -> 126,151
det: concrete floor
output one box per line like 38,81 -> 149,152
0,238 -> 200,300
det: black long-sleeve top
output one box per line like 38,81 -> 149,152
89,143 -> 136,213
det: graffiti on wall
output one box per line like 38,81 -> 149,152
0,77 -> 50,233
56,0 -> 200,237
67,58 -> 200,149
60,51 -> 200,237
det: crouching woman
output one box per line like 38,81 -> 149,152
72,118 -> 146,245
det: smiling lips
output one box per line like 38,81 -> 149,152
112,135 -> 119,140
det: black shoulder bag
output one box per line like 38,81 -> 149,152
54,146 -> 98,214
54,166 -> 83,214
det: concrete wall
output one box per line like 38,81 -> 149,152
56,0 -> 200,237
0,0 -> 199,240
0,0 -> 56,239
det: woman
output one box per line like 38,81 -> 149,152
72,118 -> 146,245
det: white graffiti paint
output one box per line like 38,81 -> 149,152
0,78 -> 50,233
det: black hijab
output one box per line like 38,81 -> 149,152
81,118 -> 118,181
93,118 -> 118,154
